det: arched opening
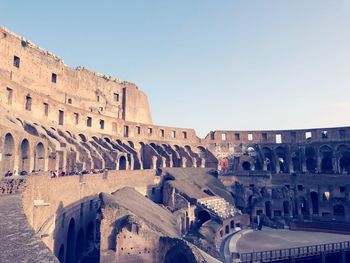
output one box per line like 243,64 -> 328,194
2,133 -> 15,176
58,244 -> 65,263
19,139 -> 30,174
242,161 -> 251,171
283,201 -> 290,216
197,210 -> 211,227
76,228 -> 84,261
340,153 -> 350,174
310,192 -> 319,215
299,197 -> 309,217
118,156 -> 127,170
86,222 -> 94,250
66,218 -> 75,263
276,147 -> 288,173
164,246 -> 190,263
225,225 -> 230,234
262,147 -> 275,172
265,201 -> 272,218
305,147 -> 316,173
334,205 -> 345,217
78,134 -> 87,142
320,146 -> 333,173
34,142 -> 45,172
321,157 -> 333,173
306,158 -> 316,173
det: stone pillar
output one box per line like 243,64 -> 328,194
152,156 -> 157,170
300,147 -> 307,173
201,158 -> 206,168
182,157 -> 187,168
332,157 -> 338,173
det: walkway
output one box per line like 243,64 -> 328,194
0,194 -> 58,263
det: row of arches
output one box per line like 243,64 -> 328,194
2,133 -> 46,176
239,144 -> 350,174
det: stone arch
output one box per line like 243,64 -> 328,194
78,134 -> 87,142
265,201 -> 272,218
242,161 -> 251,171
305,146 -> 316,173
34,142 -> 45,172
291,150 -> 301,172
320,145 -> 333,173
334,205 -> 345,217
338,145 -> 350,174
262,147 -> 275,172
197,210 -> 211,228
2,133 -> 15,176
24,122 -> 39,136
275,146 -> 288,173
310,192 -> 319,215
299,196 -> 309,217
66,218 -> 75,263
58,244 -> 65,263
118,155 -> 127,170
76,228 -> 84,261
19,139 -> 30,174
128,141 -> 135,148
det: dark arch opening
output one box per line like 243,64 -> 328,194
66,218 -> 75,263
164,246 -> 190,263
321,157 -> 333,173
283,201 -> 290,215
3,133 -> 15,176
58,244 -> 64,263
79,134 -> 87,142
242,161 -> 251,171
197,210 -> 211,227
19,139 -> 30,174
119,156 -> 127,170
334,205 -> 345,217
310,192 -> 319,215
340,154 -> 350,174
299,197 -> 309,217
76,228 -> 84,261
265,201 -> 272,218
306,158 -> 316,173
34,142 -> 45,172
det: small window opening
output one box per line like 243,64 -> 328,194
67,98 -> 72,104
51,73 -> 57,83
99,119 -> 104,129
43,103 -> 49,116
305,131 -> 312,140
124,125 -> 129,137
276,134 -> 282,144
58,110 -> 64,125
262,133 -> 268,142
136,126 -> 141,135
114,93 -> 119,102
13,56 -> 20,68
74,113 -> 79,124
248,133 -> 253,141
339,130 -> 346,139
160,129 -> 164,137
25,95 -> 32,111
340,186 -> 346,193
87,117 -> 92,127
235,133 -> 240,141
322,130 -> 328,139
6,87 -> 13,105
171,131 -> 176,138
148,128 -> 153,135
297,185 -> 304,191
291,132 -> 297,141
183,131 -> 187,139
221,133 -> 226,141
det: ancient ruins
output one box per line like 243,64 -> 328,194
1,26 -> 350,263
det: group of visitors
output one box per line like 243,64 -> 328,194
50,169 -> 107,178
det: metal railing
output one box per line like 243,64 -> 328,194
238,241 -> 350,262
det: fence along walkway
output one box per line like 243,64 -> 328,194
238,240 -> 350,262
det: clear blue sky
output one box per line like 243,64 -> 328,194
2,1 -> 350,137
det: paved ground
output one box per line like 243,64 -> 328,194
0,194 -> 59,263
233,227 -> 350,253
